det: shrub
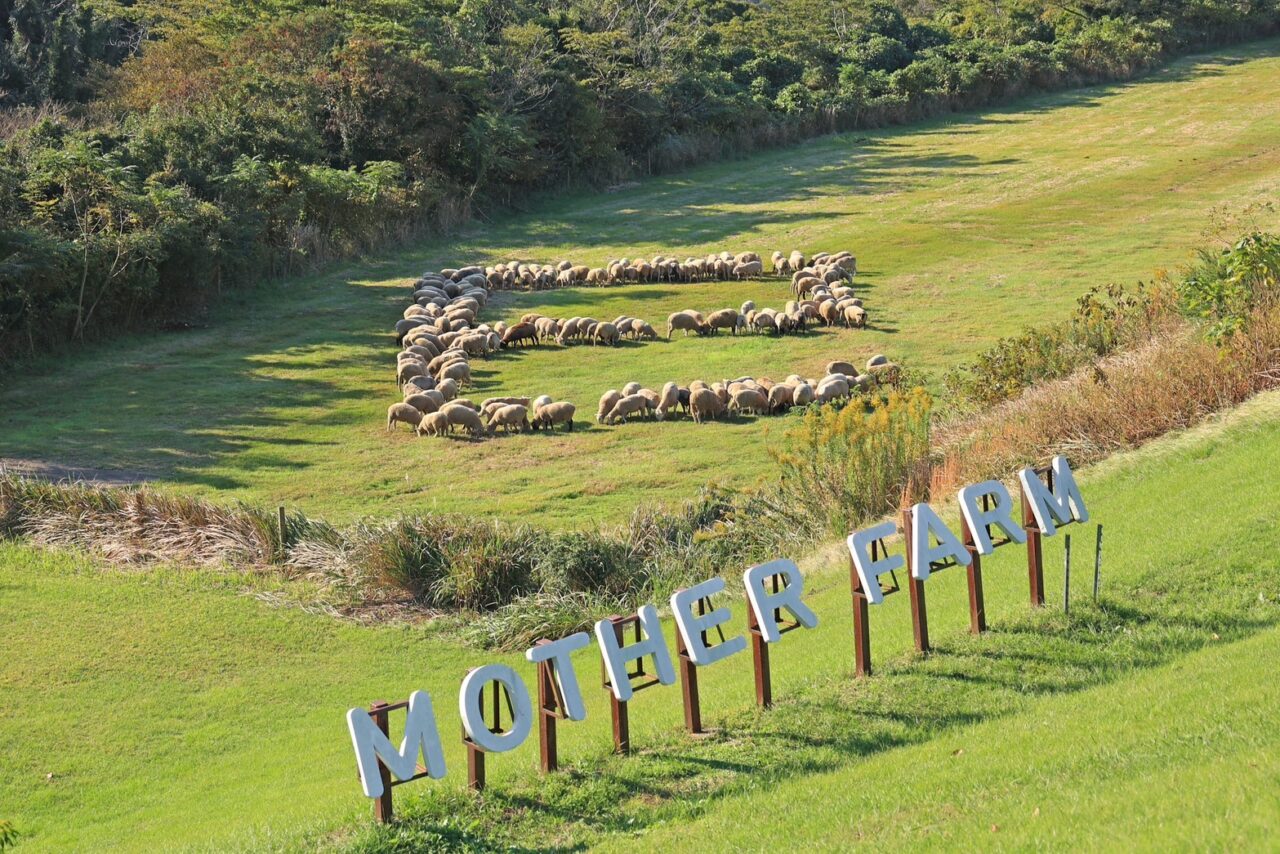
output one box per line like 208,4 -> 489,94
771,389 -> 933,536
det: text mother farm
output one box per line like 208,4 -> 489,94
346,456 -> 1090,807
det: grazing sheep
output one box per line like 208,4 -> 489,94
826,360 -> 857,377
397,361 -> 428,386
605,393 -> 649,424
632,321 -> 657,340
416,411 -> 451,437
867,354 -> 889,369
597,389 -> 622,423
842,305 -> 867,328
733,260 -> 763,280
443,404 -> 487,438
707,308 -> 742,335
741,300 -> 755,314
657,381 -> 679,419
730,387 -> 769,416
593,322 -> 621,347
404,393 -> 439,414
792,382 -> 815,407
533,401 -> 576,432
690,387 -> 726,423
667,310 -> 709,338
489,404 -> 531,435
789,251 -> 805,271
481,396 -> 532,410
501,322 -> 539,348
387,402 -> 424,431
621,381 -> 642,396
439,360 -> 471,387
532,394 -> 553,410
768,384 -> 794,412
437,378 -> 459,401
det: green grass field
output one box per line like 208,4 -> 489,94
4,389 -> 1279,851
3,41 -> 1280,526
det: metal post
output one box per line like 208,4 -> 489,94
1064,533 -> 1072,615
369,701 -> 394,822
849,550 -> 872,678
960,514 -> 987,634
900,509 -> 930,654
1093,524 -> 1103,601
747,604 -> 772,708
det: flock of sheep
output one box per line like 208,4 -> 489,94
473,249 -> 854,290
594,356 -> 900,425
388,248 -> 882,440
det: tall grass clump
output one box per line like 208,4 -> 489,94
770,389 -> 933,538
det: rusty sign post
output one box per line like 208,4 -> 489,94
746,571 -> 803,708
600,614 -> 664,754
1020,465 -> 1053,607
673,595 -> 725,735
848,535 -> 900,677
531,638 -> 568,773
899,509 -> 930,654
357,698 -> 438,823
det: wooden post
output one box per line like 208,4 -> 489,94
533,639 -> 558,774
675,628 -> 703,734
849,548 -> 872,678
747,604 -> 772,709
369,701 -> 394,823
466,741 -> 485,791
1021,474 -> 1047,607
603,617 -> 630,754
900,509 -> 930,654
959,515 -> 987,634
277,505 -> 288,562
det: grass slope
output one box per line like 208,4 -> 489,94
2,42 -> 1280,525
3,390 -> 1279,851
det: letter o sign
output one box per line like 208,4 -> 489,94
459,664 -> 532,753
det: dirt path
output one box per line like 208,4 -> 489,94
0,457 -> 151,486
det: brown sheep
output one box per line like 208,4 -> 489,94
501,322 -> 539,348
533,401 -> 576,432
387,402 -> 424,431
690,387 -> 726,423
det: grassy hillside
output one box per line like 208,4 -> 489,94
3,41 -> 1280,526
3,389 -> 1279,851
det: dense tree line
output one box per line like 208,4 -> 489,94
1,0 -> 1277,365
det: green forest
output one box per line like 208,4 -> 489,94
1,0 -> 1276,364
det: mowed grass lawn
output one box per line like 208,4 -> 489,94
3,391 -> 1279,851
4,41 -> 1280,525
